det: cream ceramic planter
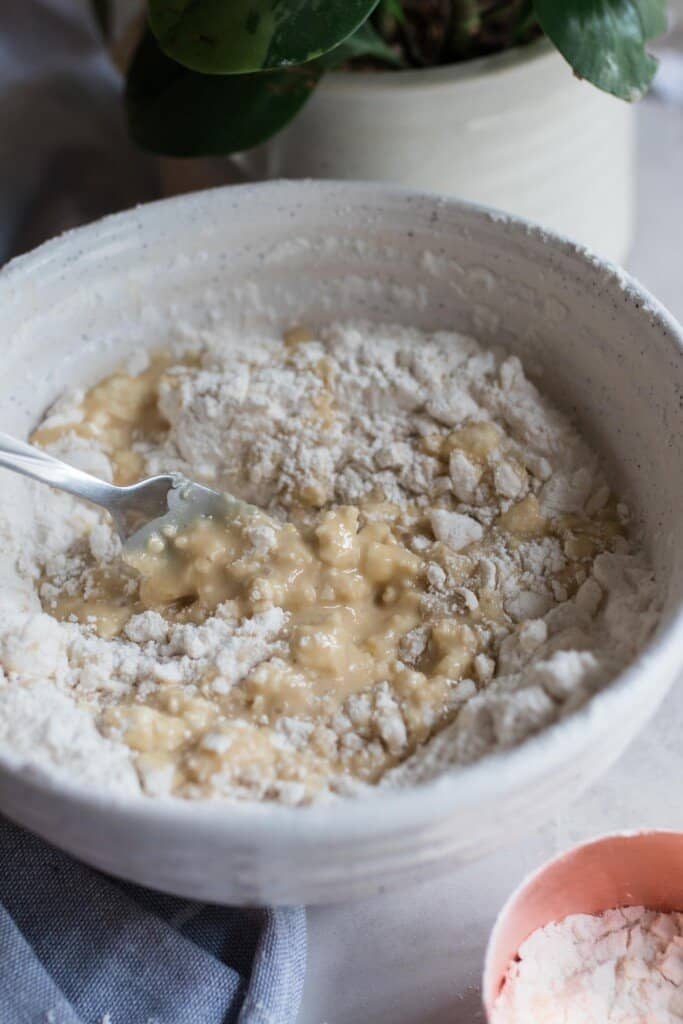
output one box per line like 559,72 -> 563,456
248,42 -> 635,263
164,41 -> 635,264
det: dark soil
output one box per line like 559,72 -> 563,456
352,0 -> 542,70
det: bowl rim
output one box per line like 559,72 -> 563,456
2,178 -> 683,844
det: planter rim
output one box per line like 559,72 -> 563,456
321,36 -> 557,93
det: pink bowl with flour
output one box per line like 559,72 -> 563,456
483,830 -> 683,1020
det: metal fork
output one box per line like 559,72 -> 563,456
0,432 -> 243,550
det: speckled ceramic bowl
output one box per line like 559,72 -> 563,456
1,182 -> 683,905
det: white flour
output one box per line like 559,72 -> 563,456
0,321 -> 659,802
494,907 -> 683,1022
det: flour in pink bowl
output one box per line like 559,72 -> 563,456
494,906 -> 683,1023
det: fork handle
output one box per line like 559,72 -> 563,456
0,431 -> 121,513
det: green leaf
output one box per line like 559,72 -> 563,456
148,0 -> 379,75
634,0 -> 667,40
532,0 -> 666,100
329,20 -> 405,67
125,30 -> 320,156
379,0 -> 406,24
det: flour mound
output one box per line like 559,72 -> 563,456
494,907 -> 683,1023
0,321 -> 659,803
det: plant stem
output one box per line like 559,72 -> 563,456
366,0 -> 540,68
511,0 -> 537,42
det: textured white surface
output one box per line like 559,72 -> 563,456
297,94 -> 683,1024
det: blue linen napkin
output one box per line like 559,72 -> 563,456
0,816 -> 306,1024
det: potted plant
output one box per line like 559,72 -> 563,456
111,1 -> 667,262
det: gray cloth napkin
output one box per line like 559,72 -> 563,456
0,816 -> 306,1024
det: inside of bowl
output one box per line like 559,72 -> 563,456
3,182 -> 682,634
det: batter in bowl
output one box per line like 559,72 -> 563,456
0,322 -> 658,802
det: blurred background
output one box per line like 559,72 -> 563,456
3,0 -> 682,292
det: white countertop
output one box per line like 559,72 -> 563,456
298,89 -> 683,1024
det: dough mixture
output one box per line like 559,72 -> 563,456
0,322 -> 658,802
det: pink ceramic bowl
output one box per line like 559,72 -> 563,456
483,830 -> 683,1020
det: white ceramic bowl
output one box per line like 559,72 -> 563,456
1,181 -> 682,905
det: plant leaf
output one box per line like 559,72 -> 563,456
331,20 -> 405,67
378,0 -> 406,24
125,30 -> 320,156
532,0 -> 666,100
634,0 -> 667,39
148,0 -> 380,75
